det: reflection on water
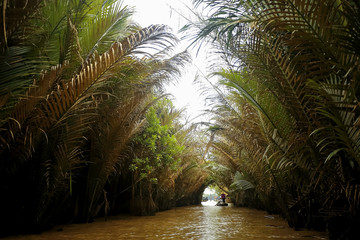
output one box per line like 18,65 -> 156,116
4,201 -> 328,240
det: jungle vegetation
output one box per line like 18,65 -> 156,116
188,0 -> 360,239
1,0 -> 360,239
0,0 -> 207,236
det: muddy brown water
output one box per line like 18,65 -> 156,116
4,201 -> 328,240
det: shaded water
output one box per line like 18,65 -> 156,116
4,202 -> 328,240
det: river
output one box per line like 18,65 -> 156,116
4,201 -> 328,240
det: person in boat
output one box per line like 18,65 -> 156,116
221,192 -> 226,203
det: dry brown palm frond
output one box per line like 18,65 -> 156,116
85,91 -> 152,219
211,141 -> 240,172
5,62 -> 69,129
0,62 -> 69,159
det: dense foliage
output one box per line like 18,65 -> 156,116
3,0 -> 359,239
188,0 -> 360,239
129,100 -> 184,215
0,0 -> 207,236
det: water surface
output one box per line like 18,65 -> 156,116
4,201 -> 328,239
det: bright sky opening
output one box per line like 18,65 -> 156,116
122,0 -> 208,121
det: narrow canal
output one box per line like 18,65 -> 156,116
4,202 -> 328,240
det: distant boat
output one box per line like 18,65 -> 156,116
216,200 -> 228,206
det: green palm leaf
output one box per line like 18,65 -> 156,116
230,171 -> 254,191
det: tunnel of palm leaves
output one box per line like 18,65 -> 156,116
1,0 -> 360,239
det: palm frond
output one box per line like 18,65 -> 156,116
230,171 -> 254,191
0,0 -> 42,52
81,0 -> 135,59
0,25 -> 176,160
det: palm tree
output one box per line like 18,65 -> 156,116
0,0 -> 191,234
188,0 -> 360,234
84,51 -> 190,219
